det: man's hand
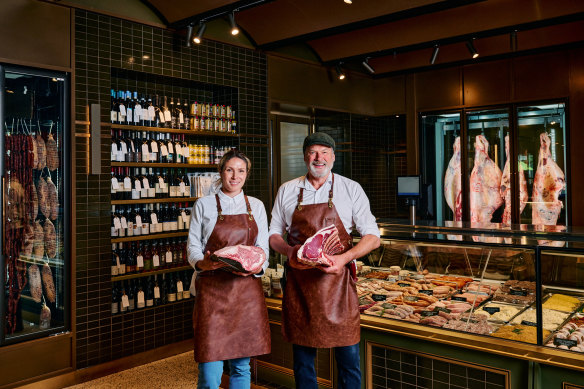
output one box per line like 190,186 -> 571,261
319,253 -> 350,274
195,251 -> 228,272
287,245 -> 314,270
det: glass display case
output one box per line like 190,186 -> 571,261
357,222 -> 584,353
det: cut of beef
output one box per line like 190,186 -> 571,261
297,224 -> 343,267
211,245 -> 266,274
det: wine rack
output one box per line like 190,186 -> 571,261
112,265 -> 192,282
111,162 -> 216,168
112,197 -> 198,205
111,232 -> 188,243
109,123 -> 239,137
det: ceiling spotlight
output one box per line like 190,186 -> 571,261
510,30 -> 517,52
193,22 -> 206,44
466,39 -> 479,59
362,58 -> 375,74
185,24 -> 194,47
229,12 -> 239,36
344,0 -> 352,3
430,44 -> 440,65
335,64 -> 346,80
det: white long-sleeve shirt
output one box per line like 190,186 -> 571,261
269,173 -> 380,238
187,190 -> 269,295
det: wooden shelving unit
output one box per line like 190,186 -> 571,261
111,265 -> 192,282
112,197 -> 198,205
108,123 -> 239,137
111,231 -> 188,243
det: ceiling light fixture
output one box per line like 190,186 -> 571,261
362,58 -> 375,74
229,12 -> 239,36
466,39 -> 479,59
193,22 -> 206,44
185,24 -> 194,47
344,0 -> 352,4
430,44 -> 440,65
335,64 -> 346,80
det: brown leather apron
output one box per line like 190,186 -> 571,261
282,174 -> 360,348
193,194 -> 271,363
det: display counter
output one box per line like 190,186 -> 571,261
257,222 -> 584,389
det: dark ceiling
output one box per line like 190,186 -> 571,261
143,0 -> 584,77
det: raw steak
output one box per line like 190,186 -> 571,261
42,263 -> 56,303
28,264 -> 42,303
470,135 -> 503,223
297,224 -> 343,267
444,136 -> 462,221
47,177 -> 59,220
532,132 -> 565,225
211,245 -> 266,273
500,135 -> 528,224
44,219 -> 57,259
37,177 -> 50,218
46,133 -> 59,171
36,133 -> 46,170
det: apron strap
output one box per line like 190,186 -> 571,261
215,194 -> 224,220
244,195 -> 254,220
328,173 -> 334,208
296,188 -> 304,211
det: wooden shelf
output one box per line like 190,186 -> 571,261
111,162 -> 216,168
111,231 -> 188,243
112,197 -> 198,205
111,265 -> 192,282
107,123 -> 239,137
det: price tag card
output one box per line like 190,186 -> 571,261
113,217 -> 121,230
135,180 -> 142,192
119,105 -> 126,116
111,143 -> 118,154
142,177 -> 150,189
509,289 -> 529,296
148,106 -> 155,120
371,294 -> 387,301
452,296 -> 468,302
120,217 -> 128,229
554,338 -> 578,347
153,254 -> 160,267
122,295 -> 130,308
150,213 -> 158,225
381,303 -> 396,309
160,144 -> 168,156
121,142 -> 128,155
179,113 -> 184,124
123,177 -> 132,189
166,251 -> 172,263
115,255 -> 121,268
177,281 -> 183,293
134,106 -> 142,122
141,144 -> 150,159
137,255 -> 144,268
164,110 -> 172,122
181,211 -> 188,223
179,182 -> 186,194
135,215 -> 142,226
483,306 -> 501,315
398,283 -> 411,287
433,307 -> 452,314
137,291 -> 145,305
521,320 -> 538,327
154,286 -> 161,299
158,177 -> 166,189
158,111 -> 165,123
150,140 -> 159,153
111,178 -> 120,190
418,289 -> 434,295
175,144 -> 182,155
167,142 -> 174,154
420,311 -> 439,317
404,296 -> 419,302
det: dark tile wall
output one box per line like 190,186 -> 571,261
315,111 -> 407,219
74,10 -> 268,368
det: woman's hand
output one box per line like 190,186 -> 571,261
195,251 -> 227,272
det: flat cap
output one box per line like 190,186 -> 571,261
303,132 -> 335,153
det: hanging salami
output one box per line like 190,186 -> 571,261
31,134 -> 38,169
37,176 -> 50,218
22,222 -> 35,256
44,219 -> 57,259
40,303 -> 51,329
46,133 -> 59,171
42,263 -> 56,303
27,183 -> 39,221
28,264 -> 43,303
33,220 -> 45,259
36,133 -> 46,170
47,176 -> 59,220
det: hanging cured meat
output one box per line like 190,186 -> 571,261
37,176 -> 50,218
46,133 -> 59,171
40,303 -> 51,329
36,133 -> 46,170
500,135 -> 528,224
7,178 -> 25,228
31,134 -> 38,170
444,136 -> 462,221
22,222 -> 35,256
42,263 -> 56,303
28,264 -> 43,303
47,176 -> 59,220
470,135 -> 503,223
27,183 -> 39,221
33,220 -> 45,259
532,132 -> 565,225
44,219 -> 57,259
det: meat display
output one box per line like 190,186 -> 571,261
36,133 -> 46,170
46,133 -> 59,171
501,135 -> 528,224
31,134 -> 38,169
470,135 -> 503,223
37,176 -> 50,218
211,244 -> 266,274
297,224 -> 343,267
47,177 -> 59,220
33,221 -> 45,259
546,318 -> 584,352
42,263 -> 56,303
28,183 -> 38,221
493,280 -> 536,305
532,132 -> 565,225
22,223 -> 35,256
28,264 -> 43,303
542,294 -> 581,312
44,219 -> 57,259
492,325 -> 550,344
444,136 -> 462,221
40,303 -> 51,329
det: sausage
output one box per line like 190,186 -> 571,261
31,134 -> 38,169
22,222 -> 35,256
42,263 -> 56,303
44,219 -> 57,259
28,264 -> 42,303
37,177 -> 50,218
36,133 -> 46,170
47,177 -> 59,220
46,133 -> 59,171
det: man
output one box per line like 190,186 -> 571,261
269,132 -> 380,388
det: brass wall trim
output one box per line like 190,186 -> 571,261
74,133 -> 90,138
564,384 -> 584,389
365,341 -> 511,389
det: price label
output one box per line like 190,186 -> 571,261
179,182 -> 186,194
164,110 -> 172,122
521,320 -> 538,327
119,104 -> 126,116
111,143 -> 118,155
121,142 -> 128,155
381,303 -> 396,309
115,255 -> 121,268
150,213 -> 158,225
137,290 -> 145,305
554,338 -> 578,348
166,251 -> 172,263
123,177 -> 132,189
452,296 -> 468,302
177,281 -> 183,293
121,295 -> 130,308
111,178 -> 120,190
419,289 -> 434,296
404,296 -> 419,302
179,112 -> 184,124
134,106 -> 142,122
433,307 -> 451,314
150,140 -> 158,153
158,177 -> 166,189
175,144 -> 182,155
153,254 -> 160,267
482,306 -> 501,315
420,310 -> 439,317
160,144 -> 168,156
121,216 -> 128,229
142,177 -> 150,189
168,142 -> 174,154
137,255 -> 144,268
158,111 -> 165,123
509,289 -> 529,296
135,215 -> 142,226
398,283 -> 411,287
141,144 -> 150,160
181,211 -> 188,223
148,106 -> 155,120
113,217 -> 121,230
371,294 -> 387,301
154,286 -> 161,299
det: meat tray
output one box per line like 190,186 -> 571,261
545,313 -> 584,353
473,301 -> 526,324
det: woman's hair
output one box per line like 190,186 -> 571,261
218,149 -> 251,173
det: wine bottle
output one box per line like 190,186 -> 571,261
117,90 -> 126,124
152,241 -> 160,270
140,205 -> 150,235
145,277 -> 154,307
170,97 -> 177,129
120,283 -> 129,313
183,100 -> 190,130
127,280 -> 135,311
164,239 -> 173,267
136,281 -> 145,309
176,274 -> 184,301
133,91 -> 142,126
150,203 -> 160,234
118,242 -> 127,275
111,285 -> 120,315
110,89 -> 118,124
122,167 -> 132,200
136,243 -> 144,273
182,271 -> 192,299
162,96 -> 171,128
166,274 -> 177,303
166,133 -> 175,164
169,204 -> 178,232
111,243 -> 120,276
153,275 -> 161,306
124,91 -> 133,125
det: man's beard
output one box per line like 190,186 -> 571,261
307,161 -> 333,178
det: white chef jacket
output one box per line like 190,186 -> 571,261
269,173 -> 380,239
187,190 -> 270,295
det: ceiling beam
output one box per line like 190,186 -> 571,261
169,0 -> 275,29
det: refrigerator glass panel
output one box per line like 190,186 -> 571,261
3,70 -> 66,340
516,103 -> 567,226
465,108 -> 509,225
420,112 -> 461,224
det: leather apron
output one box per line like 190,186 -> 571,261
282,174 -> 360,348
193,194 -> 271,363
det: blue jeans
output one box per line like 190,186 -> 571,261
197,357 -> 251,389
293,343 -> 361,389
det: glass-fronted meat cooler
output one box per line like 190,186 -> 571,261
1,66 -> 70,344
420,103 -> 568,229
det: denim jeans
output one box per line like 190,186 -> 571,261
197,357 -> 251,389
293,343 -> 361,389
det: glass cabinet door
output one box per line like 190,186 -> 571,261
465,108 -> 509,225
420,113 -> 461,224
2,68 -> 68,342
516,103 -> 567,226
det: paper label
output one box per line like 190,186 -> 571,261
158,111 -> 165,123
148,106 -> 156,120
113,216 -> 121,230
154,286 -> 160,299
153,254 -> 160,267
137,291 -> 145,305
135,180 -> 141,192
111,178 -> 120,190
168,142 -> 174,154
121,142 -> 128,155
381,303 -> 396,309
111,143 -> 118,155
404,296 -> 419,302
179,113 -> 184,124
141,144 -> 150,160
123,177 -> 132,189
164,110 -> 172,122
135,215 -> 142,226
122,295 -> 130,308
150,140 -> 158,153
160,144 -> 168,156
151,213 -> 158,225
134,105 -> 141,122
420,310 -> 439,317
181,211 -> 188,223
177,281 -> 183,293
166,251 -> 172,263
126,108 -> 132,122
175,144 -> 182,155
398,283 -> 411,287
371,294 -> 388,301
179,182 -> 186,194
119,104 -> 126,116
452,296 -> 468,302
418,289 -> 434,295
483,306 -> 501,314
521,320 -> 538,327
142,177 -> 150,189
554,338 -> 578,347
158,177 -> 166,189
137,255 -> 144,268
433,307 -> 451,314
509,289 -> 529,296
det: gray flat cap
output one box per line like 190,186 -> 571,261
302,132 -> 335,153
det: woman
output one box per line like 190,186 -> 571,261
187,149 -> 271,389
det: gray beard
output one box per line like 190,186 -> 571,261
307,162 -> 333,178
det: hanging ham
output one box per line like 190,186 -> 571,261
44,219 -> 57,259
470,135 -> 503,223
36,133 -> 46,170
31,134 -> 38,170
46,133 -> 59,171
500,135 -> 528,224
47,176 -> 59,220
33,220 -> 45,259
42,263 -> 56,303
532,132 -> 565,225
37,176 -> 50,218
22,222 -> 35,256
28,264 -> 42,303
444,136 -> 462,221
